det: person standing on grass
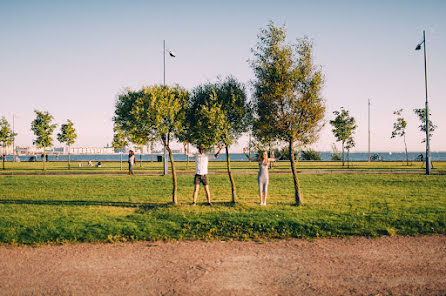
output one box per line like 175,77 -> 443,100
243,148 -> 281,206
184,143 -> 222,206
128,150 -> 135,175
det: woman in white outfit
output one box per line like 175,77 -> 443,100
243,148 -> 280,205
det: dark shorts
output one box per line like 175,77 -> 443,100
194,174 -> 209,185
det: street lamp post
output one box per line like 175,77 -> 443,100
368,99 -> 371,162
415,30 -> 431,175
162,40 -> 176,176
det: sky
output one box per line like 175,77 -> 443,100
1,0 -> 445,152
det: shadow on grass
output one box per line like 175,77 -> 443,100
0,199 -> 247,210
0,199 -> 172,209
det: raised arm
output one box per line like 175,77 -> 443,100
243,148 -> 256,161
269,149 -> 285,162
183,142 -> 191,157
214,144 -> 222,158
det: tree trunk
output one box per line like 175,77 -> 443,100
404,135 -> 408,166
225,146 -> 237,203
120,149 -> 123,170
140,147 -> 143,168
186,143 -> 189,169
166,145 -> 177,204
68,145 -> 71,169
341,142 -> 345,167
289,140 -> 303,205
43,148 -> 46,171
2,146 -> 4,170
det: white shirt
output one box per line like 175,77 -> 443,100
194,153 -> 209,175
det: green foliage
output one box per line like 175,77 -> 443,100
31,110 -> 57,149
330,107 -> 357,165
57,119 -> 77,146
300,149 -> 321,160
184,86 -> 228,150
0,174 -> 444,244
214,76 -> 252,147
391,109 -> 407,139
391,109 -> 409,165
57,119 -> 77,169
0,117 -> 17,169
250,22 -> 325,146
112,125 -> 128,151
250,21 -> 326,205
330,107 -> 357,146
413,108 -> 436,143
114,84 -> 190,203
0,117 -> 16,148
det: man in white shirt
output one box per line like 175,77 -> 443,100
184,144 -> 222,206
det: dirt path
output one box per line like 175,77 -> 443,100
1,235 -> 445,296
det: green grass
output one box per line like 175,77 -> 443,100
0,173 -> 445,245
1,159 -> 445,175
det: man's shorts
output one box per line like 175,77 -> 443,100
194,174 -> 209,185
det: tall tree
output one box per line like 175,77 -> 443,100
330,107 -> 357,167
57,119 -> 77,169
391,109 -> 409,165
0,117 -> 17,170
114,85 -> 189,204
112,124 -> 128,170
31,110 -> 57,171
413,108 -> 436,143
186,77 -> 251,203
250,22 -> 325,205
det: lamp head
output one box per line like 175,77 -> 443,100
415,44 -> 422,51
168,50 -> 176,57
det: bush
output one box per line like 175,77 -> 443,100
300,149 -> 322,160
331,144 -> 342,161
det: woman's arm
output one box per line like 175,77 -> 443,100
243,148 -> 257,162
269,149 -> 285,162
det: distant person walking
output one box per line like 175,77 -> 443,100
243,148 -> 281,206
184,143 -> 222,206
128,150 -> 135,175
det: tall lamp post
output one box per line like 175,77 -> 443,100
163,40 -> 176,176
368,99 -> 371,162
415,30 -> 431,175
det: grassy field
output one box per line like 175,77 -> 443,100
1,159 -> 446,175
0,173 -> 445,245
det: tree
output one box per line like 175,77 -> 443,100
184,89 -> 227,150
112,124 -> 128,170
0,117 -> 17,170
57,119 -> 77,169
185,76 -> 251,203
114,85 -> 189,204
391,109 -> 409,165
330,107 -> 357,167
31,110 -> 57,171
250,22 -> 325,205
344,136 -> 355,168
413,108 -> 436,143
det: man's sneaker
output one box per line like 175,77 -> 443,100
191,202 -> 196,206
208,202 -> 213,207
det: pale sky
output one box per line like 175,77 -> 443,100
1,0 -> 445,152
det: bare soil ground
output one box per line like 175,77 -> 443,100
0,235 -> 445,296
